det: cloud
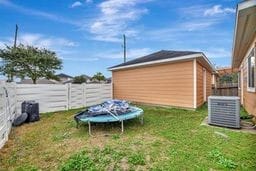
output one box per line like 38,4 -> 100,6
0,33 -> 77,59
88,0 -> 150,42
0,0 -> 79,26
181,21 -> 217,31
16,33 -> 77,48
145,19 -> 218,42
0,40 -> 8,49
60,48 -> 152,63
178,47 -> 231,59
98,48 -> 153,59
204,48 -> 231,59
85,0 -> 93,3
204,5 -> 235,16
60,56 -> 99,62
71,1 -> 83,8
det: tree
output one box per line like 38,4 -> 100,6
92,72 -> 106,81
73,75 -> 87,84
219,73 -> 238,84
0,44 -> 62,84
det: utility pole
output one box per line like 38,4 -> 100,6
123,34 -> 126,63
8,24 -> 18,82
14,24 -> 18,48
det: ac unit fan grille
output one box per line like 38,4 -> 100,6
208,96 -> 240,128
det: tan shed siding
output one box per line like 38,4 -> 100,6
206,71 -> 212,98
196,62 -> 212,107
239,36 -> 256,116
113,61 -> 194,108
197,63 -> 204,107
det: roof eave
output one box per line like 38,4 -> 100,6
232,0 -> 256,68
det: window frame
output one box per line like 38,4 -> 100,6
247,47 -> 255,92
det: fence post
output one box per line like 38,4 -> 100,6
111,83 -> 113,99
83,83 -> 87,107
67,83 -> 71,110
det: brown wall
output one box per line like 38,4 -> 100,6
112,61 -> 194,108
196,62 -> 212,107
239,36 -> 256,116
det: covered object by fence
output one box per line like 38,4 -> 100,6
0,83 -> 112,149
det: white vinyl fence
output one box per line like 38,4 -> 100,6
0,83 -> 16,149
16,83 -> 112,113
0,83 -> 112,148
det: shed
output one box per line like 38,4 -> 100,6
109,50 -> 215,109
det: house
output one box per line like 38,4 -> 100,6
232,0 -> 256,117
81,74 -> 91,82
56,73 -> 73,83
106,77 -> 112,83
216,67 -> 239,76
109,50 -> 215,109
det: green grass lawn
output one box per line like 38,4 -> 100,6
0,105 -> 256,170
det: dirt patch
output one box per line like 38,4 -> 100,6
120,157 -> 130,171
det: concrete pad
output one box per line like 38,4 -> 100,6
201,117 -> 256,134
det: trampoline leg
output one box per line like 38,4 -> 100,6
140,115 -> 144,125
76,121 -> 78,128
88,121 -> 92,136
121,120 -> 124,134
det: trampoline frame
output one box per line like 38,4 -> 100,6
75,106 -> 144,136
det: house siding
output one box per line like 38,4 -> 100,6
239,36 -> 256,116
112,61 -> 194,108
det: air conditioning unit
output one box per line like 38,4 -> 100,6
208,96 -> 240,128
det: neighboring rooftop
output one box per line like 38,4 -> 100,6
109,50 -> 201,69
80,74 -> 91,80
56,73 -> 73,78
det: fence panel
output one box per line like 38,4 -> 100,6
212,83 -> 238,96
69,84 -> 84,109
16,84 -> 68,113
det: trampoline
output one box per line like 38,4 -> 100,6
74,106 -> 144,136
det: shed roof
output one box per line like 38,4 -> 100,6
109,50 -> 199,69
109,50 -> 215,72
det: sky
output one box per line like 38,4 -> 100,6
0,0 -> 240,78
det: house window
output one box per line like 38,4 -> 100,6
247,48 -> 255,92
